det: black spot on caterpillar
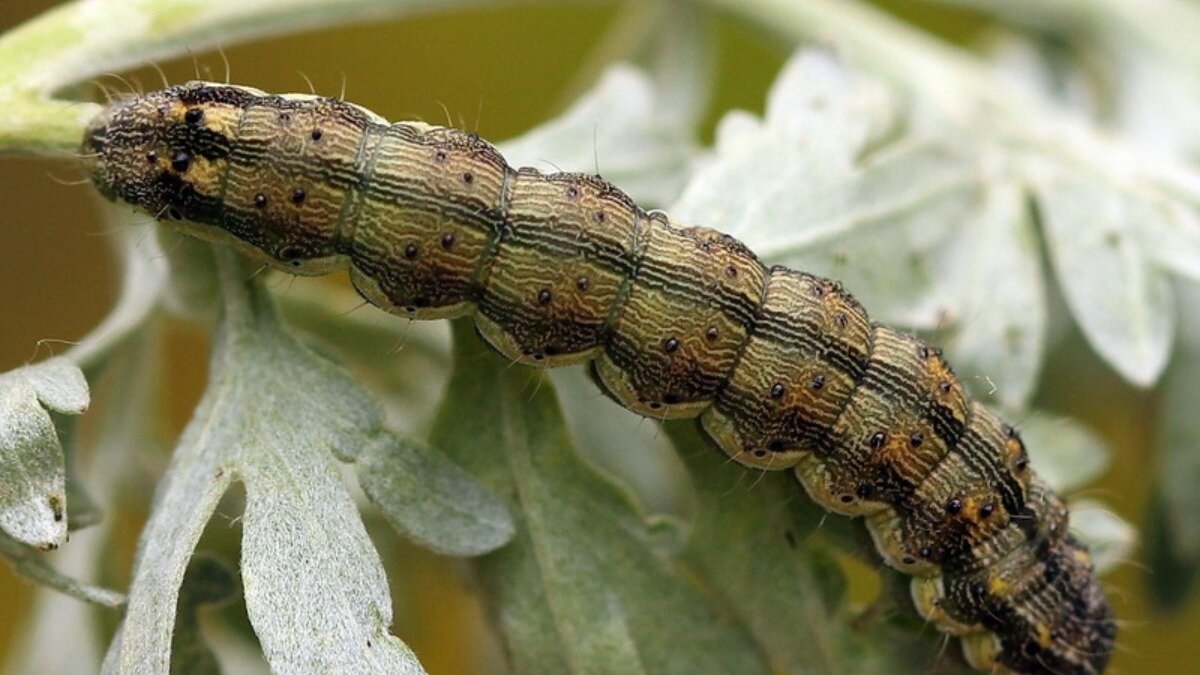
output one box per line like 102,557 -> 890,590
81,81 -> 1115,674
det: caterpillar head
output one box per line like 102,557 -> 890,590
83,82 -> 252,219
82,82 -> 345,275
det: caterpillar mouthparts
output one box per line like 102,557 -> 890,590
84,81 -> 1116,674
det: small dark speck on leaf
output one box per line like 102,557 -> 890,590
48,495 -> 64,521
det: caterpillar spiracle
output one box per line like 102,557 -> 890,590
81,81 -> 1115,675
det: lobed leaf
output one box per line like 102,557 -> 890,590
693,0 -> 1200,394
4,333 -> 162,675
104,357 -> 238,673
238,418 -> 423,674
110,251 -> 509,673
673,51 -> 975,319
0,357 -> 87,549
1033,164 -> 1176,386
975,15 -> 1200,388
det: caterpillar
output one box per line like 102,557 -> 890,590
81,81 -> 1115,675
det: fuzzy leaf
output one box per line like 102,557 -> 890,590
103,337 -> 241,673
5,334 -> 161,675
973,11 -> 1200,389
928,178 -> 1046,407
983,18 -> 1200,389
431,321 -> 768,675
678,3 -> 1200,393
672,50 -> 979,329
357,432 -> 514,557
238,411 -> 421,674
1034,164 -> 1176,386
0,357 -> 88,549
109,253 -> 424,674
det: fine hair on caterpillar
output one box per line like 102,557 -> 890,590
82,81 -> 1116,675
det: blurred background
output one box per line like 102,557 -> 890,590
1,0 -> 1197,672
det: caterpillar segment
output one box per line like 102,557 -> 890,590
82,81 -> 1116,675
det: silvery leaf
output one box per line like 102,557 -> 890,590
0,357 -> 87,548
673,50 -> 979,330
1033,162 -> 1175,386
109,252 -> 506,674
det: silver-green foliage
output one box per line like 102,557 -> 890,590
3,0 -> 1196,672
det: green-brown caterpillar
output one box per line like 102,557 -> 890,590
81,81 -> 1115,674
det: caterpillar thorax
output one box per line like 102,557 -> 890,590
82,81 -> 1115,674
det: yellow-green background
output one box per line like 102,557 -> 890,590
1,0 -> 1197,672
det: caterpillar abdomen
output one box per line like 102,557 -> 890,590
82,82 -> 1115,675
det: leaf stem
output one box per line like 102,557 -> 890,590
212,245 -> 259,331
0,531 -> 125,608
0,97 -> 97,155
0,0 -> 588,154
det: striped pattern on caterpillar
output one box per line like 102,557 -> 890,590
81,81 -> 1115,675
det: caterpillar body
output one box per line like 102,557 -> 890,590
82,82 -> 1115,675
